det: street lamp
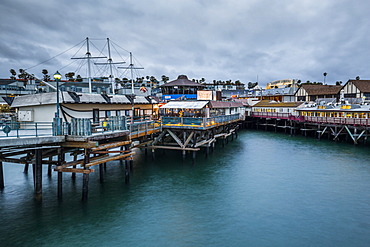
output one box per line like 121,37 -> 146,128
53,71 -> 62,135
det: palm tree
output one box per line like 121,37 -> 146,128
42,69 -> 50,81
161,75 -> 169,83
9,69 -> 16,79
65,72 -> 75,81
323,72 -> 327,84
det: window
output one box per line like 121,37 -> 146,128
344,93 -> 356,98
93,109 -> 99,123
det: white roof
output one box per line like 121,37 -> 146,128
160,101 -> 209,109
11,92 -> 155,107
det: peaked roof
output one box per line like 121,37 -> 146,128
347,80 -> 370,92
299,84 -> 342,95
209,101 -> 243,108
10,92 -> 156,107
253,100 -> 305,108
160,75 -> 204,87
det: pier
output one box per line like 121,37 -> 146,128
0,112 -> 239,200
248,112 -> 370,145
0,117 -> 160,200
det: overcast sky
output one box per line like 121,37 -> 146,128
1,0 -> 369,86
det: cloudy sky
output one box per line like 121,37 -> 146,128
1,0 -> 369,86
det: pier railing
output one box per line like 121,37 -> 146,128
129,120 -> 161,138
302,116 -> 370,126
0,122 -> 53,138
0,116 -> 161,139
251,112 -> 370,126
161,113 -> 241,129
251,112 -> 293,119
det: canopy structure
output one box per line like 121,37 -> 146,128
160,101 -> 209,109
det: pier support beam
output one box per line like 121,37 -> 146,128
99,163 -> 104,183
0,161 -> 4,190
125,160 -> 131,184
57,148 -> 65,199
34,149 -> 42,200
58,171 -> 63,199
82,173 -> 89,201
24,163 -> 29,173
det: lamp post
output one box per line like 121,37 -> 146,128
53,71 -> 62,135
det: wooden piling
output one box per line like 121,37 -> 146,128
24,163 -> 29,173
99,163 -> 104,183
58,171 -> 63,199
72,153 -> 78,179
82,173 -> 89,201
0,161 -> 4,189
34,149 -> 42,199
47,156 -> 52,177
57,148 -> 65,199
125,162 -> 130,184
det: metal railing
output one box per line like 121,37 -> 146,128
161,113 -> 241,129
250,112 -> 370,126
251,112 -> 293,119
0,122 -> 53,138
0,116 -> 163,139
129,120 -> 161,137
302,116 -> 370,126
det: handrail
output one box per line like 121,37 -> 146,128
161,113 -> 241,129
0,122 -> 53,138
250,112 -> 370,126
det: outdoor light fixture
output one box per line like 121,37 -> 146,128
53,71 -> 62,135
53,71 -> 62,80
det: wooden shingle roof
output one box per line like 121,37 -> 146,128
300,84 -> 342,95
253,100 -> 304,108
160,75 -> 204,87
348,80 -> 370,92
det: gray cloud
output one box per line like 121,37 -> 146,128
1,0 -> 369,86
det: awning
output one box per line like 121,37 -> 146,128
160,101 -> 209,109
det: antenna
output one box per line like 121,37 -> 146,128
94,38 -> 126,94
71,37 -> 107,93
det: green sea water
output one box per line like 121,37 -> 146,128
1,130 -> 370,246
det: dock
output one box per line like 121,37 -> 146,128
0,114 -> 240,200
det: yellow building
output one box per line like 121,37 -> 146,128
266,79 -> 295,89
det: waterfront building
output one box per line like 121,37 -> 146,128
0,78 -> 39,107
251,100 -> 305,117
295,84 -> 342,102
159,75 -> 205,101
341,79 -> 370,100
262,86 -> 298,102
9,92 -> 158,123
266,79 -> 296,89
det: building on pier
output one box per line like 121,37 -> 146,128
8,92 -> 158,123
150,100 -> 243,157
159,75 -> 205,101
341,79 -> 370,100
295,84 -> 342,102
251,100 -> 306,118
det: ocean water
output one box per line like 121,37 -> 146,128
1,130 -> 370,246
